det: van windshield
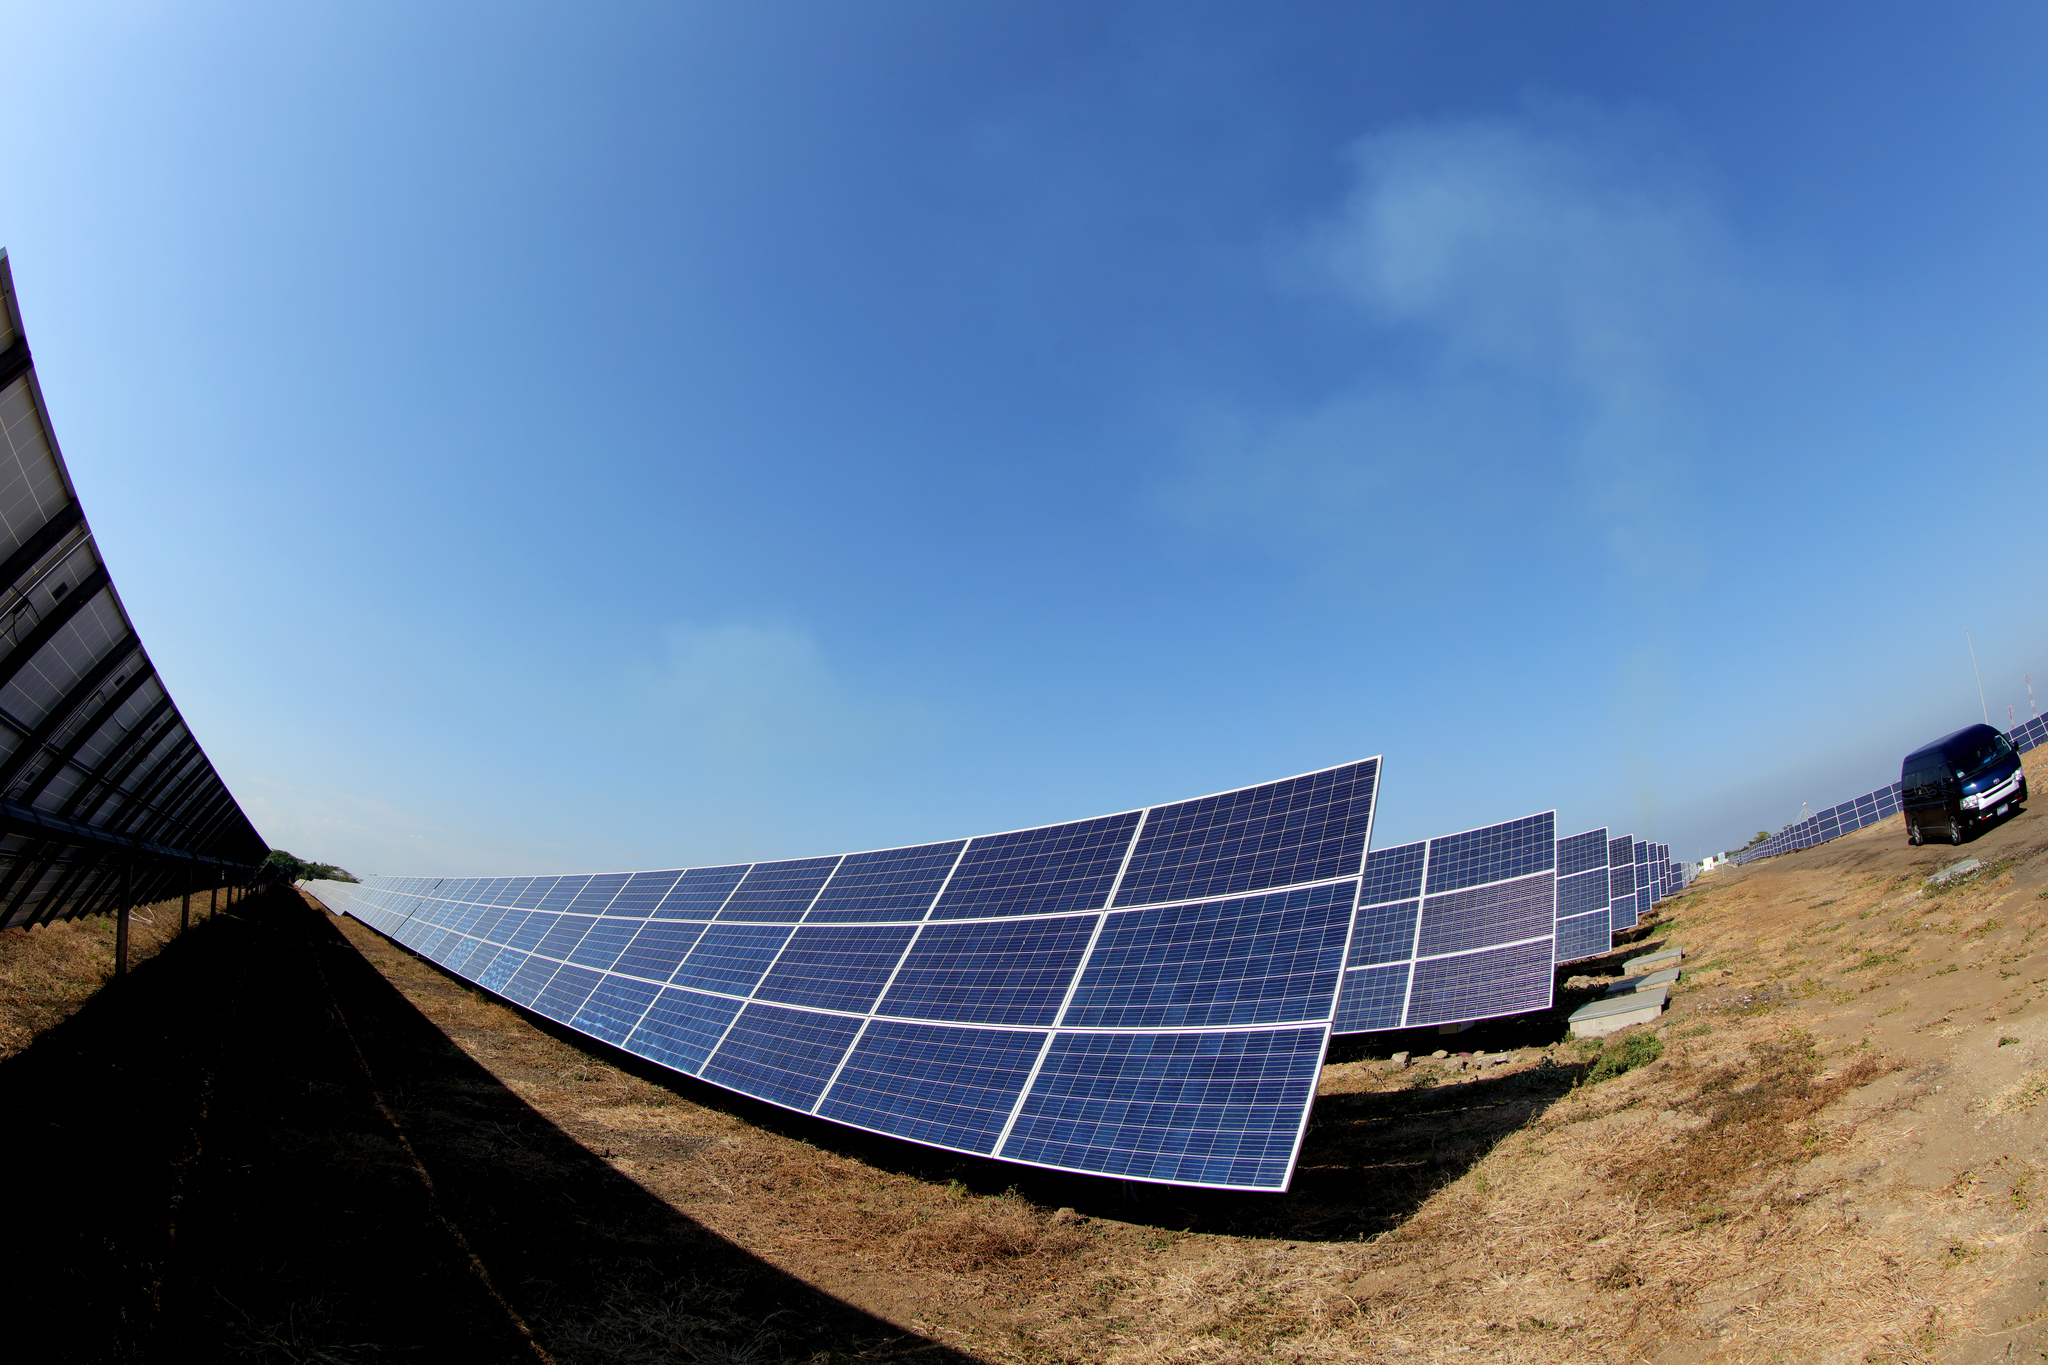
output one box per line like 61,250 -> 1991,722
1950,733 -> 2013,777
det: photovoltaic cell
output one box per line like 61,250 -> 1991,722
1555,868 -> 1609,919
1000,1028 -> 1326,1189
1112,761 -> 1377,908
719,857 -> 840,921
652,864 -> 748,918
573,974 -> 662,1045
877,916 -> 1099,1027
1426,813 -> 1555,894
806,841 -> 964,923
1332,962 -> 1410,1033
1554,910 -> 1611,963
1061,882 -> 1353,1029
930,812 -> 1141,920
752,924 -> 919,1013
566,873 -> 630,913
533,963 -> 604,1023
1357,841 -> 1426,906
606,870 -> 684,916
1557,827 -> 1607,877
612,920 -> 707,982
817,1019 -> 1046,1154
1405,939 -> 1552,1026
1414,873 -> 1552,957
565,918 -> 642,972
671,923 -> 793,995
1345,898 -> 1418,967
628,988 -> 742,1074
702,1003 -> 863,1110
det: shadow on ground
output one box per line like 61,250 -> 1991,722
0,888 -> 978,1364
471,938 -> 1667,1247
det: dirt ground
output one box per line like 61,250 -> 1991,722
12,745 -> 2048,1362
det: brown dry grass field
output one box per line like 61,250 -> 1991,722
0,886 -> 222,1059
9,745 -> 2048,1363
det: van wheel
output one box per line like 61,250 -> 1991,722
1952,815 -> 1968,844
1908,823 -> 1923,846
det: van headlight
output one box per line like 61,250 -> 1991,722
1963,792 -> 1984,809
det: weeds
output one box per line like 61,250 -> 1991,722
1585,1031 -> 1664,1084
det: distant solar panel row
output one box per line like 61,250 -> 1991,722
0,252 -> 263,928
312,759 -> 1382,1192
1729,781 -> 1906,866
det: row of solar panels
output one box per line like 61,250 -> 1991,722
1730,714 -> 2048,867
306,764 -> 1694,1192
0,252 -> 265,928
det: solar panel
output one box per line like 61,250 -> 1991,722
311,757 -> 1383,1192
0,253 -> 263,928
1329,811 -> 1557,1036
1553,826 -> 1610,964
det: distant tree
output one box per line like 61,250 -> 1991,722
1737,830 -> 1770,850
262,849 -> 358,883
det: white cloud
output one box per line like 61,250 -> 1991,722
1167,101 -> 1735,583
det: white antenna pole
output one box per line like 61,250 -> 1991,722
1968,629 -> 1988,722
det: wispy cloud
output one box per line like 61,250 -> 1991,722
623,620 -> 925,764
1167,99 -> 1736,586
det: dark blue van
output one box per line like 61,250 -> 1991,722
1901,724 -> 2028,845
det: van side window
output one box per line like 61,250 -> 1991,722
1904,762 -> 1946,799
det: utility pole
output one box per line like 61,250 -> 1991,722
1968,630 -> 1988,723
115,862 -> 131,977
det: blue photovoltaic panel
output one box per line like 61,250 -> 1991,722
1556,868 -> 1609,919
1112,761 -> 1378,908
1609,891 -> 1638,933
613,920 -> 707,982
536,876 -> 591,912
877,916 -> 1099,1027
702,1003 -> 864,1110
1406,939 -> 1552,1026
719,856 -> 841,921
628,988 -> 743,1074
806,841 -> 965,923
671,923 -> 793,995
505,911 -> 558,953
533,964 -> 604,1024
752,924 -> 919,1013
1356,841 -> 1425,907
1062,882 -> 1354,1029
312,754 -> 1403,1193
1608,836 -> 1633,877
565,918 -> 642,972
566,873 -> 630,913
534,913 -> 596,961
573,974 -> 662,1045
501,953 -> 559,1007
1414,873 -> 1552,958
1557,828 -> 1607,877
606,870 -> 683,915
1555,910 -> 1611,962
1000,1028 -> 1327,1190
816,1019 -> 1046,1154
1332,962 -> 1410,1033
1345,898 -> 1418,967
653,864 -> 749,918
1426,813 -> 1555,894
930,811 -> 1142,920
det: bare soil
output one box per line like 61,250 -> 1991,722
11,746 -> 2048,1362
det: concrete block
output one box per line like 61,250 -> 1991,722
1624,946 -> 1684,976
1569,985 -> 1669,1038
1607,966 -> 1681,995
1929,859 -> 1982,887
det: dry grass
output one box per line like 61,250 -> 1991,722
0,897 -> 206,1060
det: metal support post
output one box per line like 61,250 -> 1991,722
115,862 -> 131,977
209,881 -> 217,918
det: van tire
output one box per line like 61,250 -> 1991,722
1952,816 -> 1968,844
1908,823 -> 1923,846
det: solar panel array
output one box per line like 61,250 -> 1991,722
310,760 -> 1382,1192
1728,717 -> 2048,868
0,251 -> 264,929
1328,811 -> 1559,1034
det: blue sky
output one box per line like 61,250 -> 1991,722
6,2 -> 2047,875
